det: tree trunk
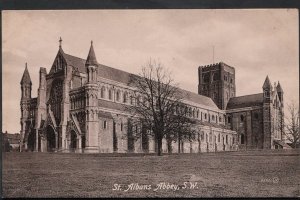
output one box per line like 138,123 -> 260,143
167,140 -> 172,154
157,137 -> 163,156
178,134 -> 182,153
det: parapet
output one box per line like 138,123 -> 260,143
199,62 -> 222,69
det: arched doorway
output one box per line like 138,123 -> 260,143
70,130 -> 77,150
46,126 -> 56,152
27,130 -> 36,152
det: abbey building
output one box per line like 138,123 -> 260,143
20,39 -> 284,153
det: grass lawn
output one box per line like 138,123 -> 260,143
2,149 -> 300,198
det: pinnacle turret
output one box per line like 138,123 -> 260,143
262,75 -> 272,90
20,63 -> 32,85
58,37 -> 65,54
86,41 -> 98,66
276,81 -> 283,92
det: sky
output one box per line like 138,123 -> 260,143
2,9 -> 299,133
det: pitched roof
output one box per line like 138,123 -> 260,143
85,41 -> 98,66
98,99 -> 127,111
97,63 -> 137,84
62,52 -> 218,109
178,88 -> 219,109
64,53 -> 87,73
226,93 -> 263,110
96,64 -> 218,109
98,111 -> 114,119
199,121 -> 228,129
262,75 -> 272,89
20,64 -> 32,84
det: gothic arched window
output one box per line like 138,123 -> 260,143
48,79 -> 63,125
123,92 -> 128,103
226,135 -> 228,144
228,116 -> 231,123
241,134 -> 245,144
116,90 -> 120,102
130,96 -> 134,105
100,87 -> 105,98
213,72 -> 219,81
108,89 -> 113,100
203,73 -> 210,83
240,115 -> 244,122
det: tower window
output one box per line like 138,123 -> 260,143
213,72 -> 219,81
264,91 -> 270,97
254,113 -> 259,119
241,134 -> 245,144
230,78 -> 233,83
203,73 -> 210,83
219,116 -> 222,122
240,115 -> 244,122
103,121 -> 107,129
205,113 -> 207,120
228,116 -> 231,123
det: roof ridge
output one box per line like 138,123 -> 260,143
64,53 -> 86,61
231,93 -> 263,99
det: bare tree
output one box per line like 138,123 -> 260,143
284,103 -> 300,148
126,59 -> 196,156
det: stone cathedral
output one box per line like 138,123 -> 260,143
20,39 -> 285,153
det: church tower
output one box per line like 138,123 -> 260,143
20,63 -> 32,100
276,81 -> 283,105
20,63 -> 32,151
276,81 -> 284,141
262,75 -> 273,149
198,62 -> 236,110
84,41 -> 99,153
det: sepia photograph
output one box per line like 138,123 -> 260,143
2,8 -> 299,198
